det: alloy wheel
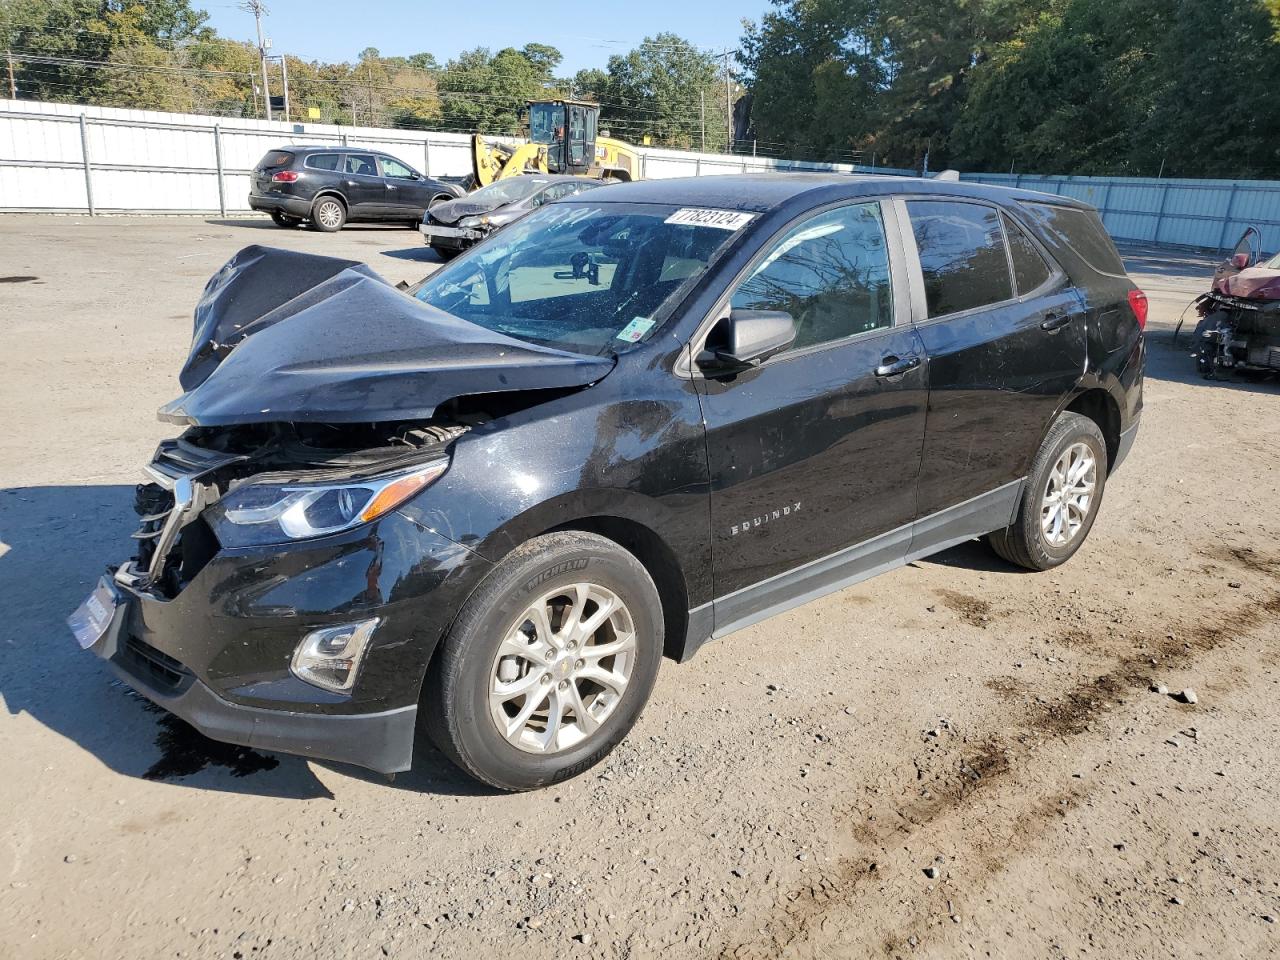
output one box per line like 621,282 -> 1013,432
488,583 -> 637,754
315,200 -> 343,229
1040,441 -> 1096,547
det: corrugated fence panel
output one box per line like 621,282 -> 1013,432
2,98 -> 1276,247
963,171 -> 1280,253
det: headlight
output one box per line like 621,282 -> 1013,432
207,459 -> 447,547
458,215 -> 489,229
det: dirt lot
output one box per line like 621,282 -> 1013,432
1,216 -> 1277,960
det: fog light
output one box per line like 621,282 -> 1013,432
291,618 -> 380,693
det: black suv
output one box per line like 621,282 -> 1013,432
248,146 -> 464,231
72,175 -> 1145,791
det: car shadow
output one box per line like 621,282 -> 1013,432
0,483 -> 487,799
380,246 -> 448,263
202,219 -> 415,233
913,538 -> 1031,574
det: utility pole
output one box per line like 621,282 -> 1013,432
6,49 -> 16,99
700,90 -> 705,152
723,50 -> 732,153
243,0 -> 272,121
279,55 -> 290,121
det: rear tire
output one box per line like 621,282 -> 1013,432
988,412 -> 1108,571
422,532 -> 664,791
310,196 -> 346,232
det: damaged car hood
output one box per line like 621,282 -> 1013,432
428,196 -> 508,225
1219,266 -> 1280,301
159,245 -> 614,427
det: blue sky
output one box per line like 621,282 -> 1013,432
202,0 -> 774,75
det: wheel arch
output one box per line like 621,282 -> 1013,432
311,189 -> 348,211
542,514 -> 691,663
1063,387 -> 1121,473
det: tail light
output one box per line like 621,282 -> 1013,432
1127,288 -> 1148,329
271,170 -> 299,183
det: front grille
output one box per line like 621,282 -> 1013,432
123,635 -> 191,691
132,483 -> 174,569
1269,346 -> 1280,370
133,439 -> 246,592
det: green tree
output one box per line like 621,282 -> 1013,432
587,33 -> 727,150
740,0 -> 884,162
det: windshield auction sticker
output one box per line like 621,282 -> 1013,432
616,317 -> 656,343
664,208 -> 756,231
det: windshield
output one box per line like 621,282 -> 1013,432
414,202 -> 748,355
472,176 -> 550,205
528,102 -> 561,145
1262,250 -> 1280,270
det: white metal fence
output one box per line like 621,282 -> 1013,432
4,99 -> 1276,254
0,99 -> 908,216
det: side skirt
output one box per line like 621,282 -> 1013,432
676,480 -> 1023,660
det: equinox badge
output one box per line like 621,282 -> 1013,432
730,502 -> 801,536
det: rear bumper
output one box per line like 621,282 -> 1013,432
248,193 -> 313,218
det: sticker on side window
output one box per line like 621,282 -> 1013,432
616,317 -> 656,343
664,208 -> 755,231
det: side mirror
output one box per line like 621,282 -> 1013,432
1231,252 -> 1250,269
697,309 -> 797,371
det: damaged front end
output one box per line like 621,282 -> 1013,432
125,419 -> 467,598
71,245 -> 613,774
1191,227 -> 1280,380
1191,292 -> 1280,380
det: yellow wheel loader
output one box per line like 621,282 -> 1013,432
472,99 -> 641,187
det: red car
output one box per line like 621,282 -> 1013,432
1194,227 -> 1280,378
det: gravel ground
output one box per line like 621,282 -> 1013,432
1,215 -> 1278,960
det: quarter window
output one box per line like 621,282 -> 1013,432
1003,213 -> 1053,294
731,202 -> 894,351
380,156 -> 416,179
304,153 -> 340,171
907,200 -> 1013,318
344,153 -> 377,177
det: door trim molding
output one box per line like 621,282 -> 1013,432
705,479 -> 1023,643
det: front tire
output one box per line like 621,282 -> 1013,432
310,196 -> 346,232
422,532 -> 663,791
988,412 -> 1107,571
430,245 -> 460,262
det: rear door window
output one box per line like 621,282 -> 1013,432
907,200 -> 1013,318
1002,213 -> 1053,295
304,153 -> 341,171
731,201 -> 894,351
1019,202 -> 1127,277
344,153 -> 377,177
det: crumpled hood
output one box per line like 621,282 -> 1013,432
1220,266 -> 1280,301
158,245 -> 613,427
428,195 -> 509,225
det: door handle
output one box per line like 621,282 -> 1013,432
874,355 -> 921,378
1041,312 -> 1072,332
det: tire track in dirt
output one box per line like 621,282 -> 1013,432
719,544 -> 1280,959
